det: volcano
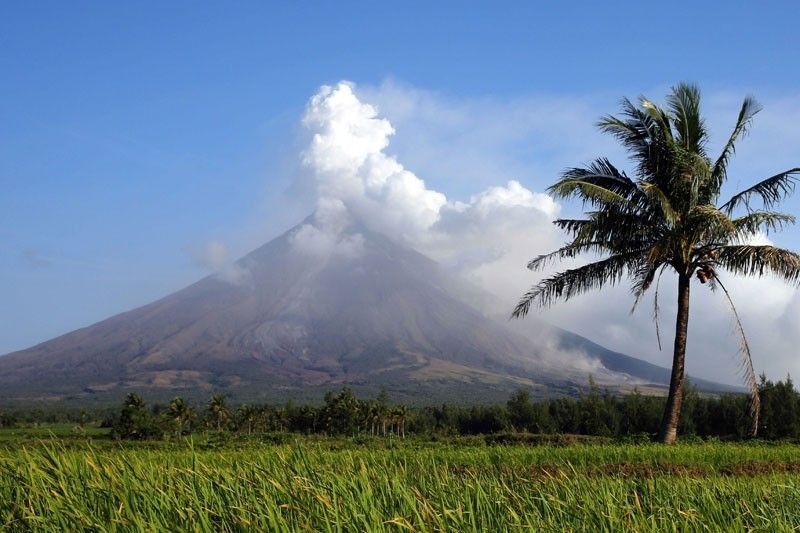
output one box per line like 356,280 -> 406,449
0,217 -> 731,403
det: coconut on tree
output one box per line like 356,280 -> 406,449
513,83 -> 800,444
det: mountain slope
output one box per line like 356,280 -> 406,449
0,218 -> 733,403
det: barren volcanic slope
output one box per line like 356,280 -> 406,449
0,219 -> 729,403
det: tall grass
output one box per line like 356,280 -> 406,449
2,441 -> 800,531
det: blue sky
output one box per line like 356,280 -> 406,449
2,2 -> 800,380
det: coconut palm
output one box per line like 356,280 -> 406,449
512,83 -> 800,444
236,404 -> 257,435
168,396 -> 194,437
396,404 -> 408,439
206,394 -> 231,432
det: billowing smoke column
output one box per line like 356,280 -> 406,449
293,81 -> 561,310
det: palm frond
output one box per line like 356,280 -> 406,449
652,265 -> 667,351
554,212 -> 657,242
629,259 -> 664,313
512,252 -> 640,318
640,97 -> 675,143
687,204 -> 736,244
548,179 -> 627,207
640,182 -> 680,226
710,96 -> 762,193
555,159 -> 640,198
666,83 -> 707,153
716,245 -> 800,284
721,168 -> 800,214
596,98 -> 652,153
732,211 -> 796,238
526,241 -> 608,271
552,218 -> 592,237
714,276 -> 760,437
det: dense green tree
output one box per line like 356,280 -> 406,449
506,389 -> 554,433
618,389 -> 660,436
111,393 -> 161,439
513,83 -> 800,443
321,387 -> 362,435
0,409 -> 16,428
758,374 -> 800,439
577,379 -> 618,436
507,388 -> 536,431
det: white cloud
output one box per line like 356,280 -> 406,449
300,82 -> 447,242
296,82 -> 561,313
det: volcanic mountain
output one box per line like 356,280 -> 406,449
0,218 -> 731,403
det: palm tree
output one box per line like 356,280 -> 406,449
512,83 -> 800,444
396,405 -> 408,439
168,396 -> 194,437
236,404 -> 257,435
206,394 -> 230,432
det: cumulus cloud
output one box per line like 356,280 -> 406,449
295,81 -> 561,312
300,82 -> 447,242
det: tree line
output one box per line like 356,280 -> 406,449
89,376 -> 800,441
104,388 -> 409,440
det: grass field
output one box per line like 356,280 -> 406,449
1,430 -> 800,531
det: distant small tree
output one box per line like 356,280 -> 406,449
206,394 -> 231,432
167,397 -> 194,437
275,405 -> 291,432
758,374 -> 800,439
507,388 -> 536,432
386,405 -> 408,438
397,404 -> 408,438
619,389 -> 661,436
375,389 -> 391,436
0,409 -> 16,429
578,378 -> 616,437
236,404 -> 258,435
111,393 -> 161,440
678,384 -> 700,436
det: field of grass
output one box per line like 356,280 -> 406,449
2,430 -> 800,531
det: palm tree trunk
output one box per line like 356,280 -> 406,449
659,273 -> 691,444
